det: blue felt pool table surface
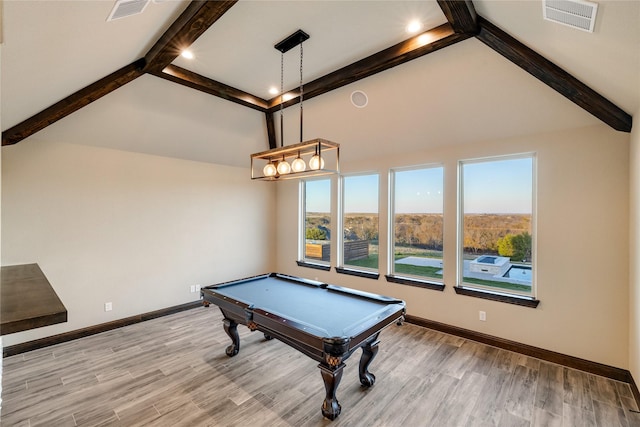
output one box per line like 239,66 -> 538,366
208,273 -> 404,339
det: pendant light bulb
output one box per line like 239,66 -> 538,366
263,161 -> 277,177
291,151 -> 306,173
277,155 -> 291,175
309,154 -> 324,170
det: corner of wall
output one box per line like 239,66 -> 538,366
0,39 -> 3,405
630,111 -> 640,386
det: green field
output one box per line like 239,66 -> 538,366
346,253 -> 531,293
345,254 -> 443,278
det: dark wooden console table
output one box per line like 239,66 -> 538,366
1,263 -> 67,335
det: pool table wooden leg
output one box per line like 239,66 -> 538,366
222,318 -> 240,357
359,334 -> 380,387
319,363 -> 344,420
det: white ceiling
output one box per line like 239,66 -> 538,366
2,0 -> 639,167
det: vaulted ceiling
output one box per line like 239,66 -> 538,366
2,1 -> 639,167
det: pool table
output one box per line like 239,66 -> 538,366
201,273 -> 406,420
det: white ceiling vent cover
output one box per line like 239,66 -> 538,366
107,0 -> 150,22
543,0 -> 598,32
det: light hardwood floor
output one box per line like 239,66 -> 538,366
2,307 -> 639,426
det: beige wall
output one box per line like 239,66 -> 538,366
276,124 -> 630,369
1,121 -> 633,371
1,140 -> 276,346
630,109 -> 640,382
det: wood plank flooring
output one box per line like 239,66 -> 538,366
2,307 -> 639,426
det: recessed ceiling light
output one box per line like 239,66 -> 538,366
181,50 -> 194,60
406,20 -> 423,34
269,86 -> 279,95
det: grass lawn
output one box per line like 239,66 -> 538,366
345,254 -> 443,278
461,277 -> 532,293
344,254 -> 379,269
346,253 -> 531,293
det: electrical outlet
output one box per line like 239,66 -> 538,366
479,310 -> 486,321
105,302 -> 113,312
190,285 -> 196,293
195,284 -> 201,292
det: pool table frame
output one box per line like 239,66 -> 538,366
201,273 -> 406,420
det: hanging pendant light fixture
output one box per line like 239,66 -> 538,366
250,30 -> 339,181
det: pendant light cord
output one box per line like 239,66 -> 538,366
299,43 -> 304,143
280,50 -> 284,148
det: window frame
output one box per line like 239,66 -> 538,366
386,164 -> 445,291
336,172 -> 381,280
298,178 -> 333,271
455,153 -> 539,307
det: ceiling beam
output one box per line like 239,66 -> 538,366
3,0 -> 239,147
150,23 -> 470,119
266,23 -> 471,112
153,65 -> 269,112
143,0 -> 237,73
476,16 -> 632,132
437,0 -> 478,34
265,112 -> 277,149
2,60 -> 145,146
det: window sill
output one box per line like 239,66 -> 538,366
385,275 -> 445,291
454,286 -> 540,308
335,267 -> 380,280
296,260 -> 330,271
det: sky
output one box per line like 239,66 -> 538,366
462,157 -> 533,214
394,167 -> 444,214
306,175 -> 381,213
305,179 -> 331,212
304,157 -> 533,214
344,174 -> 379,213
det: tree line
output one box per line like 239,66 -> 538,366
463,214 -> 531,260
306,213 -> 532,261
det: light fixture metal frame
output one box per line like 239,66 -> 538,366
250,29 -> 340,182
251,138 -> 339,181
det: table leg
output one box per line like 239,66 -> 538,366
319,363 -> 344,420
359,335 -> 380,387
223,318 -> 240,357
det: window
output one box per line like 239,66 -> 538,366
458,155 -> 535,299
388,166 -> 444,288
300,179 -> 331,268
338,174 -> 379,278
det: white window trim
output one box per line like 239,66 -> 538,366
338,171 -> 381,273
388,163 -> 445,283
299,178 -> 332,267
456,153 -> 537,298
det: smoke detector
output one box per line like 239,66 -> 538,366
543,0 -> 598,32
107,0 -> 150,21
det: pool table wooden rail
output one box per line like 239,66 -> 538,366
200,273 -> 405,361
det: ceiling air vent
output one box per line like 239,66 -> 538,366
543,0 -> 598,32
107,0 -> 150,22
